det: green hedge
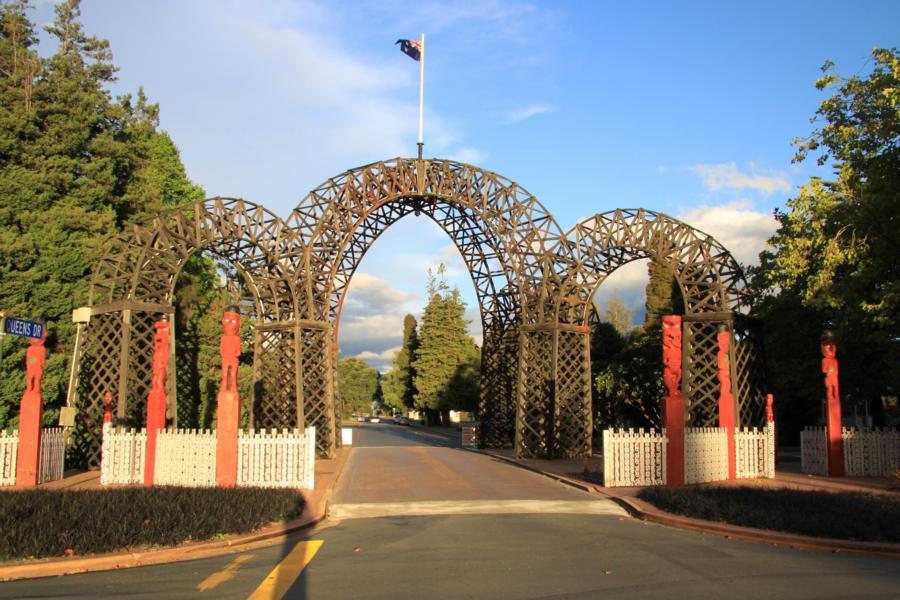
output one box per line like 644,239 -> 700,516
638,486 -> 900,542
0,487 -> 305,561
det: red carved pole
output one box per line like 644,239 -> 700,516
144,321 -> 170,485
766,393 -> 776,466
216,307 -> 242,488
821,332 -> 844,476
16,329 -> 46,488
662,316 -> 685,486
103,391 -> 114,425
716,326 -> 736,480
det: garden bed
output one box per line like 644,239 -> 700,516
0,487 -> 305,561
637,486 -> 900,543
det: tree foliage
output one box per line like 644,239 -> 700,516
755,48 -> 900,431
412,266 -> 480,422
337,357 -> 379,418
0,0 -> 203,431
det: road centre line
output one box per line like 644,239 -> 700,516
247,540 -> 323,600
196,554 -> 254,591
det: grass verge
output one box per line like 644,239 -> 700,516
637,486 -> 900,543
0,487 -> 305,561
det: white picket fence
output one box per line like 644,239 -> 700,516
800,427 -> 828,476
101,423 -> 146,485
0,428 -> 66,486
801,427 -> 900,477
238,427 -> 316,489
685,427 -> 729,484
735,423 -> 776,479
0,430 -> 17,486
101,425 -> 316,489
842,428 -> 900,476
155,429 -> 217,487
602,428 -> 667,487
39,427 -> 66,484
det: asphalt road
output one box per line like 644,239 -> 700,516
3,422 -> 899,599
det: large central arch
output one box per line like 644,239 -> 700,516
73,157 -> 768,464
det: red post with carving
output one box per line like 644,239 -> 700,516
662,316 -> 685,486
144,321 -> 170,486
821,332 -> 844,477
716,326 -> 736,480
216,307 -> 242,488
16,330 -> 46,488
103,391 -> 114,425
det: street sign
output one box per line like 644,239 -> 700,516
2,316 -> 44,339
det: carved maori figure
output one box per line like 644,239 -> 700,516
220,307 -> 241,392
151,321 -> 170,396
662,316 -> 682,399
25,332 -> 47,395
821,334 -> 840,405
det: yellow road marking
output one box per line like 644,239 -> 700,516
196,554 -> 254,591
247,540 -> 323,600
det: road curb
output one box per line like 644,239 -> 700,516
0,447 -> 352,582
478,449 -> 900,559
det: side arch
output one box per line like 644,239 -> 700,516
547,209 -> 766,434
75,198 -> 301,465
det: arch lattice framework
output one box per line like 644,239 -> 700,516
75,160 -> 767,465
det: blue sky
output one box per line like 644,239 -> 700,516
31,0 -> 899,370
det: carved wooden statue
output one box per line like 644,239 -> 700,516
220,308 -> 242,392
25,334 -> 47,395
820,331 -> 844,476
662,316 -> 682,400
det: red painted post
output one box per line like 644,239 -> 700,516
144,321 -> 170,486
821,332 -> 844,477
103,391 -> 114,425
16,330 -> 46,488
216,307 -> 242,488
766,393 -> 777,466
662,316 -> 685,486
716,326 -> 736,480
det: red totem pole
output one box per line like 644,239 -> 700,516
821,331 -> 844,476
716,326 -> 736,480
144,321 -> 170,485
662,315 -> 685,486
216,307 -> 242,487
103,391 -> 114,425
16,329 -> 46,488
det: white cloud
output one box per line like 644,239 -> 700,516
676,201 -> 778,266
505,104 -> 553,124
354,347 -> 401,372
691,162 -> 791,196
451,147 -> 489,164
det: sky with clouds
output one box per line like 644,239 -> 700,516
29,0 -> 899,371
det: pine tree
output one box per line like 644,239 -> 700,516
412,266 -> 480,423
644,260 -> 683,328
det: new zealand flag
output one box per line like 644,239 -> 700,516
396,39 -> 422,61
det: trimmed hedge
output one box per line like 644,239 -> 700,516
0,487 -> 305,561
638,486 -> 900,542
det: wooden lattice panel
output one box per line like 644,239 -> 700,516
733,315 -> 767,427
555,330 -> 592,457
683,319 -> 722,426
479,325 -> 518,448
125,311 -> 166,426
255,328 -> 298,430
516,330 -> 553,457
74,311 -> 123,467
300,327 -> 335,457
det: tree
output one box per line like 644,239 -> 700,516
337,357 -> 379,418
0,0 -> 204,437
412,266 -> 480,423
601,297 -> 634,337
756,48 -> 900,429
644,260 -> 683,329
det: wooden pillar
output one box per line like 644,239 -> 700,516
144,321 -> 170,486
16,333 -> 46,488
216,308 -> 242,487
716,326 -> 736,480
662,316 -> 685,486
821,331 -> 844,477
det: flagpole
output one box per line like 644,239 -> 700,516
417,33 -> 425,160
